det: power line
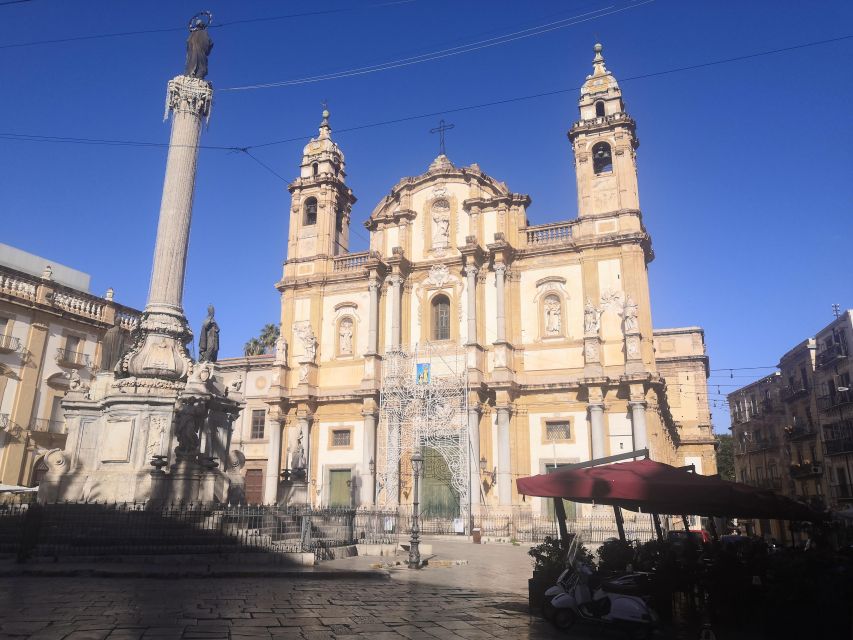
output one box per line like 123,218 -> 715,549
0,1 -> 415,50
0,0 -> 33,6
220,2 -> 651,91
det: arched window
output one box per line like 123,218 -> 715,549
592,142 -> 612,174
335,207 -> 344,233
595,101 -> 605,117
431,295 -> 450,341
312,163 -> 319,176
303,197 -> 317,226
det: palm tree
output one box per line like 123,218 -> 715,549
243,323 -> 280,357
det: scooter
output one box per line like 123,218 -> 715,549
541,535 -> 583,621
551,561 -> 659,636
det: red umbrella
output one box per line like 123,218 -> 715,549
516,459 -> 821,521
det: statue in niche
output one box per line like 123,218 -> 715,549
292,430 -> 307,473
584,298 -> 601,335
184,13 -> 214,79
198,305 -> 219,362
431,199 -> 451,249
622,295 -> 639,333
339,318 -> 353,355
544,295 -> 562,335
627,335 -> 641,359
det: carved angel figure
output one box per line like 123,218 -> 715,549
623,295 -> 639,333
339,318 -> 353,355
584,298 -> 601,335
431,199 -> 451,249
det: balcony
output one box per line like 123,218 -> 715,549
818,390 -> 853,412
825,435 -> 853,456
29,418 -> 66,434
781,385 -> 810,402
746,438 -> 780,454
789,462 -> 823,478
831,484 -> 853,502
55,348 -> 89,368
525,221 -> 575,246
754,477 -> 783,491
785,424 -> 818,441
816,343 -> 847,369
0,334 -> 21,354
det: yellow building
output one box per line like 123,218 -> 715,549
0,244 -> 140,488
218,44 -> 717,511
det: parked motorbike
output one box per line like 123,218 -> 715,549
541,535 -> 583,621
550,561 -> 660,637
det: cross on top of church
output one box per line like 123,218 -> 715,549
429,119 -> 455,156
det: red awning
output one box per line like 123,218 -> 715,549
516,459 -> 821,521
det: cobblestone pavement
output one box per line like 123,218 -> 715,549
0,576 -> 567,640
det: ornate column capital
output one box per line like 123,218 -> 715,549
493,263 -> 507,276
165,75 -> 213,122
463,265 -> 479,278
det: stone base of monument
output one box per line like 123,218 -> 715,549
39,366 -> 242,505
282,481 -> 309,506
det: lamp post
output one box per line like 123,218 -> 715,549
409,450 -> 424,569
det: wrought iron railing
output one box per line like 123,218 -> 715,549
817,343 -> 847,368
55,348 -> 89,368
0,333 -> 21,353
789,462 -> 823,478
29,418 -> 65,434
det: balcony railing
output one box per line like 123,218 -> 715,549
55,348 -> 89,368
818,390 -> 853,411
831,484 -> 853,502
781,385 -> 810,402
332,251 -> 369,272
817,342 -> 847,368
789,462 -> 823,478
29,418 -> 66,434
754,477 -> 783,491
825,436 -> 853,456
525,221 -> 575,246
0,333 -> 21,353
746,438 -> 780,453
785,424 -> 818,441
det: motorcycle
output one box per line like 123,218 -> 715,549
541,534 -> 583,621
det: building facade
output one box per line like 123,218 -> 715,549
0,247 -> 140,488
217,44 -> 717,514
728,310 -> 853,537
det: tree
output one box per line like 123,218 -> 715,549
243,323 -> 280,357
715,433 -> 735,481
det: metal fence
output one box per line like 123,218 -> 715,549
0,501 -> 359,562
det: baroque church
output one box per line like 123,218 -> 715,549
218,44 -> 717,516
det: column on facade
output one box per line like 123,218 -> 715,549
367,276 -> 380,353
465,265 -> 478,345
361,409 -> 377,505
390,274 -> 402,349
468,406 -> 481,508
496,406 -> 512,505
589,403 -> 606,460
264,418 -> 282,504
630,401 -> 648,452
494,264 -> 507,343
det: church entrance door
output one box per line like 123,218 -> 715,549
421,446 -> 459,519
329,469 -> 352,507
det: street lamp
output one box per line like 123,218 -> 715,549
409,450 -> 424,569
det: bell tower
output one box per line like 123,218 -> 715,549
569,43 -> 640,217
286,106 -> 356,266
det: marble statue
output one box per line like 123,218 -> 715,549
292,430 -> 307,470
544,296 -> 561,335
185,15 -> 213,79
623,295 -> 639,333
431,199 -> 451,248
198,305 -> 219,362
584,298 -> 601,334
339,318 -> 353,355
100,324 -> 127,372
299,325 -> 317,363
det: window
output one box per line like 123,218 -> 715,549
303,197 -> 318,226
65,335 -> 81,353
0,317 -> 7,334
312,162 -> 319,176
250,409 -> 265,439
592,142 -> 612,174
595,101 -> 605,117
331,429 -> 351,448
545,421 -> 571,441
431,295 -> 450,341
335,207 -> 344,233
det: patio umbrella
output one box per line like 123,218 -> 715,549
516,459 -> 821,521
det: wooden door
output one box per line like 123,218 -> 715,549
245,469 -> 263,504
329,469 -> 352,507
421,447 -> 459,519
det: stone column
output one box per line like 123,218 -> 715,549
367,276 -> 380,353
465,265 -> 478,345
361,409 -> 377,505
496,405 -> 512,506
630,401 -> 648,452
390,274 -> 402,348
589,403 -> 606,460
264,418 -> 282,504
124,75 -> 212,381
494,264 -> 507,343
468,407 -> 481,508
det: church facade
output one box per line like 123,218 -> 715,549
218,44 -> 717,514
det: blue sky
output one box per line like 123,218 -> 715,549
2,1 -> 851,429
